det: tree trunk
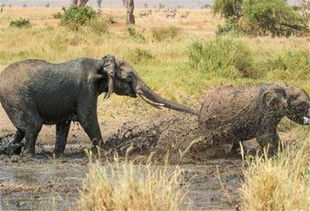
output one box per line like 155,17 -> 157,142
79,0 -> 89,7
72,0 -> 78,5
124,0 -> 135,24
72,0 -> 89,7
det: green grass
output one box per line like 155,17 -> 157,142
241,130 -> 310,210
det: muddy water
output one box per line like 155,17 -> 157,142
0,154 -> 243,210
0,115 -> 244,210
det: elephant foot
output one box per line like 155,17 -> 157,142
21,148 -> 35,158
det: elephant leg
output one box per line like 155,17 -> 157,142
77,110 -> 103,150
12,129 -> 25,155
5,107 -> 42,156
256,132 -> 279,156
54,121 -> 71,157
23,125 -> 42,156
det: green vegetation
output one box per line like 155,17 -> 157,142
151,25 -> 181,41
9,18 -> 31,28
187,37 -> 256,78
126,48 -> 154,64
241,133 -> 310,210
60,5 -> 97,30
243,0 -> 308,37
127,26 -> 146,42
52,12 -> 62,19
214,0 -> 309,36
77,158 -> 187,210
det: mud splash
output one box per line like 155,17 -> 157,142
0,114 -> 247,209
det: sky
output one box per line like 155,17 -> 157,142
0,0 -> 300,8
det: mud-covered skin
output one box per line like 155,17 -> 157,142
198,84 -> 310,155
0,57 -> 196,157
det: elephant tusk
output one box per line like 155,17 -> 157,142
138,94 -> 165,109
104,76 -> 114,99
303,116 -> 310,124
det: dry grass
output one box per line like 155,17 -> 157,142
76,154 -> 188,211
240,132 -> 310,210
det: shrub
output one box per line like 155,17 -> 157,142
214,0 -> 309,37
264,49 -> 310,80
242,0 -> 308,37
216,16 -> 242,35
9,18 -> 31,28
127,48 -> 154,64
60,5 -> 97,30
127,26 -> 146,42
187,37 -> 256,78
88,18 -> 108,34
76,159 -> 187,210
52,12 -> 62,19
213,0 -> 243,20
240,135 -> 310,210
151,25 -> 181,41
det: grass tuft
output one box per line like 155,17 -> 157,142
187,37 -> 257,79
76,156 -> 188,210
151,25 -> 181,41
240,135 -> 310,210
9,18 -> 31,28
126,48 -> 154,64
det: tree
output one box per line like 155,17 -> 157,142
72,0 -> 89,7
97,0 -> 102,8
122,0 -> 135,24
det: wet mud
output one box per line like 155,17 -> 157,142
0,113 -> 249,210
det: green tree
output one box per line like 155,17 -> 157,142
243,0 -> 308,36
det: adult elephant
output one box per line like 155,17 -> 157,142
198,83 -> 310,156
0,55 -> 197,156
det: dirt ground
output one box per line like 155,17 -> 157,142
0,102 -> 250,210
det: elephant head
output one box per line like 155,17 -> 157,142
286,86 -> 310,125
101,57 -> 197,115
262,84 -> 310,125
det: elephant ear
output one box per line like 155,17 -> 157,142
101,55 -> 116,99
263,86 -> 288,112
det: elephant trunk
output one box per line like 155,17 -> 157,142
135,78 -> 198,116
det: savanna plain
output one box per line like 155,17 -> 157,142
0,7 -> 310,210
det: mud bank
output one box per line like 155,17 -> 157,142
0,114 -> 247,209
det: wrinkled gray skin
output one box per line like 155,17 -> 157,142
0,56 -> 197,157
198,84 -> 310,155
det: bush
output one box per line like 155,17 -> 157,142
52,12 -> 62,19
214,0 -> 309,37
60,5 -> 97,30
151,25 -> 181,41
242,0 -> 308,37
187,37 -> 256,78
127,26 -> 146,42
88,18 -> 108,34
213,0 -> 243,20
76,159 -> 187,210
240,136 -> 310,210
264,49 -> 310,80
127,48 -> 154,64
216,17 -> 242,35
9,18 -> 31,28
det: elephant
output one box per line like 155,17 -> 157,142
198,83 -> 310,155
0,55 -> 197,157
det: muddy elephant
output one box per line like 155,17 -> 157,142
0,55 -> 197,156
198,83 -> 310,155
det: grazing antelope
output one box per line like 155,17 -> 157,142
166,9 -> 177,18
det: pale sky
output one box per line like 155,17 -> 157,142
0,0 -> 300,8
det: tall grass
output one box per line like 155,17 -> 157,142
187,37 -> 256,78
240,134 -> 310,210
76,156 -> 188,210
